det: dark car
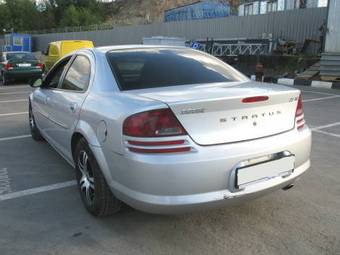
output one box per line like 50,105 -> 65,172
0,52 -> 44,85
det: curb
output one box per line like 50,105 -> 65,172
276,78 -> 340,90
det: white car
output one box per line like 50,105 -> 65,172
29,46 -> 312,216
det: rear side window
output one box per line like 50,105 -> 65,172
106,48 -> 246,91
60,55 -> 91,91
6,53 -> 36,61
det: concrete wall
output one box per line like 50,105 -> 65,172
32,8 -> 327,55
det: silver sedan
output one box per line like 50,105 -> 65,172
29,46 -> 312,216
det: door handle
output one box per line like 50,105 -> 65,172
44,96 -> 50,104
69,103 -> 78,113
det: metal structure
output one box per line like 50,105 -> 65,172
3,33 -> 32,52
195,41 -> 268,56
30,8 -> 327,56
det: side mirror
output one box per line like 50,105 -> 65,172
29,78 -> 43,88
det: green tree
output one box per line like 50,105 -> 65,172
60,5 -> 81,27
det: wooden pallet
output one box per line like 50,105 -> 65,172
321,76 -> 340,82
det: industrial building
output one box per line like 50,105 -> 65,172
164,0 -> 230,23
238,0 -> 328,16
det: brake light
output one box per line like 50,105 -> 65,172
295,95 -> 305,130
123,109 -> 191,154
123,109 -> 187,137
36,63 -> 44,69
242,96 -> 269,103
4,63 -> 12,70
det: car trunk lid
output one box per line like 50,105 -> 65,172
127,82 -> 300,145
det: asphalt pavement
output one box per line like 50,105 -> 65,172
0,84 -> 339,255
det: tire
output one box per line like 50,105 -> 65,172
29,103 -> 44,141
1,73 -> 8,86
75,138 -> 121,217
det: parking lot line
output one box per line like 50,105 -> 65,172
0,168 -> 11,195
0,85 -> 29,90
301,90 -> 339,96
0,99 -> 28,103
303,95 -> 340,103
0,135 -> 31,142
0,92 -> 31,95
0,112 -> 28,117
311,122 -> 340,131
313,130 -> 340,139
0,180 -> 76,202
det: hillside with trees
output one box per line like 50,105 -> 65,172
0,0 -> 239,33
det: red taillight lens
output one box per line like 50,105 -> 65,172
242,96 -> 269,103
295,95 -> 305,130
123,109 -> 187,137
128,146 -> 191,154
36,63 -> 44,69
4,63 -> 12,70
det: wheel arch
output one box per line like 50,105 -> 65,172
71,122 -> 114,186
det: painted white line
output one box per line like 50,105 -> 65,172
311,122 -> 340,131
313,130 -> 340,139
0,92 -> 31,95
0,112 -> 28,117
0,180 -> 77,202
0,85 -> 29,90
303,95 -> 340,103
302,90 -> 339,96
0,135 -> 31,142
0,168 -> 11,195
0,99 -> 28,103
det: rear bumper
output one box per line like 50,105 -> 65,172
112,160 -> 309,214
94,126 -> 312,214
4,70 -> 43,79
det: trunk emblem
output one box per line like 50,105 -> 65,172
220,110 -> 282,124
180,108 -> 205,115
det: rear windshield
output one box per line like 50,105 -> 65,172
6,53 -> 36,61
106,48 -> 246,91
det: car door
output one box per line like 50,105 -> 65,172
45,54 -> 92,158
32,57 -> 71,136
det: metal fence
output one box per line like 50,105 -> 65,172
31,7 -> 327,54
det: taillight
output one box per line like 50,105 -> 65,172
123,109 -> 191,154
295,95 -> 305,130
36,63 -> 44,69
242,96 -> 269,103
123,109 -> 187,137
4,63 -> 12,70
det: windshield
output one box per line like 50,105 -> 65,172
6,53 -> 37,61
106,48 -> 247,90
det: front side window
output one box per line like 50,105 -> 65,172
43,58 -> 70,89
107,48 -> 247,91
60,55 -> 91,91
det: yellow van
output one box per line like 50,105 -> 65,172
44,40 -> 94,70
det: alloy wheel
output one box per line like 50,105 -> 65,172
29,108 -> 35,129
78,150 -> 95,205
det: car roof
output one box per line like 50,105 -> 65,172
95,45 -> 187,54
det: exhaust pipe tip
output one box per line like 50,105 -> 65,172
282,184 -> 295,191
